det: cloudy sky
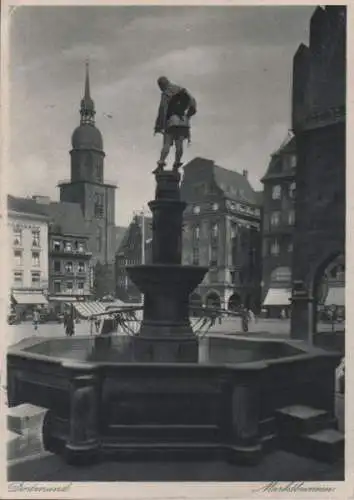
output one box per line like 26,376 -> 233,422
9,5 -> 314,226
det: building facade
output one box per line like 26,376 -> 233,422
290,6 -> 346,339
260,135 -> 296,317
7,196 -> 49,316
44,200 -> 93,310
115,214 -> 152,303
180,157 -> 262,312
59,63 -> 117,267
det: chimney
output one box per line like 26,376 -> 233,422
242,170 -> 248,178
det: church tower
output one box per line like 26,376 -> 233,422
59,62 -> 117,265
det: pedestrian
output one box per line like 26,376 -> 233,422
241,308 -> 249,333
65,313 -> 75,337
95,317 -> 101,334
33,309 -> 40,332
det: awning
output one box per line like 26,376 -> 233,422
263,288 -> 291,307
72,301 -> 107,318
12,292 -> 48,306
325,287 -> 345,307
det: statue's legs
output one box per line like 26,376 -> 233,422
174,137 -> 184,169
159,133 -> 173,165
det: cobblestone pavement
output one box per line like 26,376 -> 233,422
8,449 -> 344,482
6,317 -> 343,348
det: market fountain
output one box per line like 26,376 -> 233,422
7,170 -> 342,466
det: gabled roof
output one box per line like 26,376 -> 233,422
7,195 -> 89,237
182,157 -> 260,206
261,135 -> 296,183
116,215 -> 153,255
44,201 -> 90,237
7,195 -> 49,218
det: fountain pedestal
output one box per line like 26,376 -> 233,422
127,170 -> 207,362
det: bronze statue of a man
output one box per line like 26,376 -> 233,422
153,76 -> 197,174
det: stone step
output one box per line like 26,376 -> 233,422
8,403 -> 47,435
7,431 -> 23,462
275,405 -> 335,436
280,428 -> 344,463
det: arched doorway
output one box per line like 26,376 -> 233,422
228,293 -> 242,311
312,253 -> 345,334
205,291 -> 221,310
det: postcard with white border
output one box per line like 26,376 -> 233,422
0,1 -> 352,499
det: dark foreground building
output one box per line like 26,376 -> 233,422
261,135 -> 296,318
290,6 -> 346,339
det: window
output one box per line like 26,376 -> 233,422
13,271 -> 23,286
64,241 -> 72,252
288,242 -> 293,253
211,223 -> 218,239
271,267 -> 291,282
54,281 -> 61,293
53,240 -> 61,251
270,239 -> 280,256
54,261 -> 61,272
32,229 -> 40,247
32,251 -> 40,267
193,226 -> 200,241
78,262 -> 85,273
288,210 -> 295,225
31,271 -> 41,287
14,250 -> 22,267
193,205 -> 200,215
76,241 -> 85,253
289,182 -> 296,199
270,211 -> 281,227
65,261 -> 73,273
192,247 -> 199,265
210,246 -> 218,267
96,227 -> 102,253
66,282 -> 73,292
231,223 -> 238,238
94,193 -> 104,218
290,155 -> 297,168
272,185 -> 281,200
13,227 -> 22,246
212,203 -> 219,211
78,282 -> 85,290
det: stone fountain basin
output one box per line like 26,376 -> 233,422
7,335 -> 341,465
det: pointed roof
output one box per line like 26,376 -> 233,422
80,60 -> 95,124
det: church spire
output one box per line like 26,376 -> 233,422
80,60 -> 95,125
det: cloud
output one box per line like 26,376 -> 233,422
8,5 -> 313,226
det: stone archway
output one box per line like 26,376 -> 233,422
228,293 -> 242,311
311,253 -> 345,333
205,291 -> 221,309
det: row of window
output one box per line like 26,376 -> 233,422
53,281 -> 86,293
268,209 -> 295,227
271,182 -> 296,200
192,203 -> 219,214
265,239 -> 293,256
193,223 -> 219,241
13,270 -> 41,287
52,240 -> 86,253
53,261 -> 86,273
13,250 -> 40,267
13,228 -> 40,247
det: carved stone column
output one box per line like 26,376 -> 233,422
290,280 -> 314,342
63,362 -> 100,465
227,369 -> 263,464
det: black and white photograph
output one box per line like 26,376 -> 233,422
0,1 -> 349,494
